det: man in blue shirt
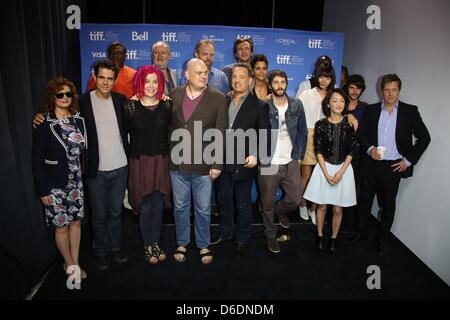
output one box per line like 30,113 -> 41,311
179,39 -> 229,95
352,74 -> 430,255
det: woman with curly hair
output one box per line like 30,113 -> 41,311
32,77 -> 88,281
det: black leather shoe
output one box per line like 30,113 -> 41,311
211,237 -> 233,246
316,236 -> 324,255
347,233 -> 367,245
234,242 -> 245,258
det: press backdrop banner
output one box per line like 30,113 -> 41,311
80,24 -> 344,96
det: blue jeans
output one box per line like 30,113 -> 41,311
140,191 -> 164,245
87,165 -> 128,257
170,170 -> 212,249
216,172 -> 253,244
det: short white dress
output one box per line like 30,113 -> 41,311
303,117 -> 357,207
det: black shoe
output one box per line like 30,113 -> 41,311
95,255 -> 109,271
316,235 -> 324,255
329,238 -> 337,256
111,250 -> 128,263
278,212 -> 290,229
377,242 -> 388,255
267,238 -> 280,253
347,233 -> 367,245
234,242 -> 245,258
211,237 -> 233,246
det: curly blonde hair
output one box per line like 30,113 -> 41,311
42,77 -> 79,115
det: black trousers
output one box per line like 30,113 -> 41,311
357,159 -> 402,247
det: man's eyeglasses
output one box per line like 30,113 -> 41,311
55,91 -> 73,99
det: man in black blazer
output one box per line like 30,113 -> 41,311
352,74 -> 430,254
82,60 -> 129,269
212,63 -> 270,258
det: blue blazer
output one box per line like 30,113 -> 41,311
32,113 -> 87,197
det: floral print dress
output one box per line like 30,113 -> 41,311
45,117 -> 86,227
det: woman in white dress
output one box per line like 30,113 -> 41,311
303,88 -> 357,255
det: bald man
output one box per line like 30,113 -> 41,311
168,59 -> 228,264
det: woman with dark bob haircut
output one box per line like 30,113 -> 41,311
32,77 -> 88,283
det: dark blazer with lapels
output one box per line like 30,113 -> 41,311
32,113 -> 87,197
359,100 -> 431,178
224,92 -> 270,180
79,91 -> 129,178
169,85 -> 228,175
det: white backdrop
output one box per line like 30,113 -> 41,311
323,0 -> 450,285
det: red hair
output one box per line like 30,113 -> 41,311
133,65 -> 165,99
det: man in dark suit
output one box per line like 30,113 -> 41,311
351,74 -> 430,254
212,63 -> 271,258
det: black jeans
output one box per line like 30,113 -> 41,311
139,191 -> 164,245
87,165 -> 128,257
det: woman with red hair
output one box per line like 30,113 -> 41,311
125,65 -> 172,264
32,77 -> 87,281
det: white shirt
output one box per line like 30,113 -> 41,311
90,91 -> 127,171
298,87 -> 325,129
271,102 -> 293,165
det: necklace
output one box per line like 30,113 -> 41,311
187,85 -> 203,99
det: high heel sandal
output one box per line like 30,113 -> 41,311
144,245 -> 159,265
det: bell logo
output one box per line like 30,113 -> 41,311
132,31 -> 148,41
89,31 -> 105,41
276,54 -> 291,65
308,39 -> 322,49
162,32 -> 177,42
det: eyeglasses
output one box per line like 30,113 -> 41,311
55,91 -> 73,99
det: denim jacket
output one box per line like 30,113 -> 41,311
267,96 -> 307,161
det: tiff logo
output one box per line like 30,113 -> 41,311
308,39 -> 322,49
89,31 -> 105,41
237,34 -> 252,39
162,32 -> 177,42
127,50 -> 138,60
276,54 -> 291,65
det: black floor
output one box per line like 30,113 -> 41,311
33,208 -> 450,300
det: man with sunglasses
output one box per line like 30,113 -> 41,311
33,59 -> 129,271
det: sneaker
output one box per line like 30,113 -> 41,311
309,209 -> 316,225
95,255 -> 109,271
299,206 -> 309,220
111,250 -> 128,263
267,238 -> 280,253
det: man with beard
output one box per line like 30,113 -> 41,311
258,69 -> 307,254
